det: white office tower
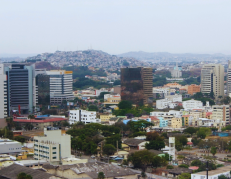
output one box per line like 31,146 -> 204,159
0,64 -> 7,118
201,64 -> 224,99
169,137 -> 175,160
227,61 -> 231,97
46,70 -> 74,104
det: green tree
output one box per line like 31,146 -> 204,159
103,144 -> 116,156
197,130 -> 206,139
145,140 -> 165,150
176,135 -> 188,146
14,136 -> 26,143
218,175 -> 228,179
211,147 -> 217,156
166,165 -> 174,169
97,172 -> 105,179
17,172 -> 32,179
152,156 -> 162,171
118,100 -> 132,110
179,173 -> 191,179
191,159 -> 202,166
128,150 -> 154,172
88,105 -> 98,111
197,128 -> 211,139
179,164 -> 189,168
175,140 -> 183,151
183,127 -> 198,136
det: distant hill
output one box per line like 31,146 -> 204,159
35,61 -> 59,70
26,50 -> 149,69
118,51 -> 231,61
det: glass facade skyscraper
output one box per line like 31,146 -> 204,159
121,67 -> 153,106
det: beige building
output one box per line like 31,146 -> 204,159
103,94 -> 121,105
201,64 -> 224,98
34,128 -> 71,163
227,61 -> 231,96
212,105 -> 230,125
100,114 -> 116,122
170,118 -> 182,128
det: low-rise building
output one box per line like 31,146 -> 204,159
103,94 -> 121,105
123,138 -> 148,150
0,138 -> 22,155
0,164 -> 56,179
212,105 -> 230,125
182,115 -> 193,127
43,162 -> 138,179
69,110 -> 100,124
100,114 -> 116,123
159,117 -> 168,128
182,99 -> 203,110
170,118 -> 182,128
0,154 -> 14,168
191,166 -> 231,179
34,127 -> 71,163
187,84 -> 200,95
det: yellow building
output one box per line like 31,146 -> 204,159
100,114 -> 116,122
171,118 -> 182,128
0,155 -> 14,168
182,115 -> 190,127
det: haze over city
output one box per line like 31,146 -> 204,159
2,1 -> 231,179
1,0 -> 231,56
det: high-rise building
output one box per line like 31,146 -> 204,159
201,64 -> 224,98
227,61 -> 231,97
121,67 -> 153,106
36,74 -> 50,105
5,64 -> 37,114
0,64 -> 7,118
46,70 -> 74,104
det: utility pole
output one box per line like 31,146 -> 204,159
206,161 -> 208,179
117,140 -> 118,154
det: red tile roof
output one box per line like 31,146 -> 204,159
13,118 -> 67,123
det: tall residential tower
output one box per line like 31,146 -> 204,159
201,64 -> 224,98
227,61 -> 231,97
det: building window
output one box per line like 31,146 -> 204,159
52,147 -> 56,149
53,157 -> 56,159
53,152 -> 56,154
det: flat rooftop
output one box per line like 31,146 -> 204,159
193,166 -> 231,176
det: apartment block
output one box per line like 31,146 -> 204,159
182,99 -> 203,110
187,84 -> 200,95
227,61 -> 231,97
201,64 -> 224,98
212,105 -> 230,125
69,110 -> 100,124
34,128 -> 71,162
0,64 -> 7,118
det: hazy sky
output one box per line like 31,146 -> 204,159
1,0 -> 231,55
